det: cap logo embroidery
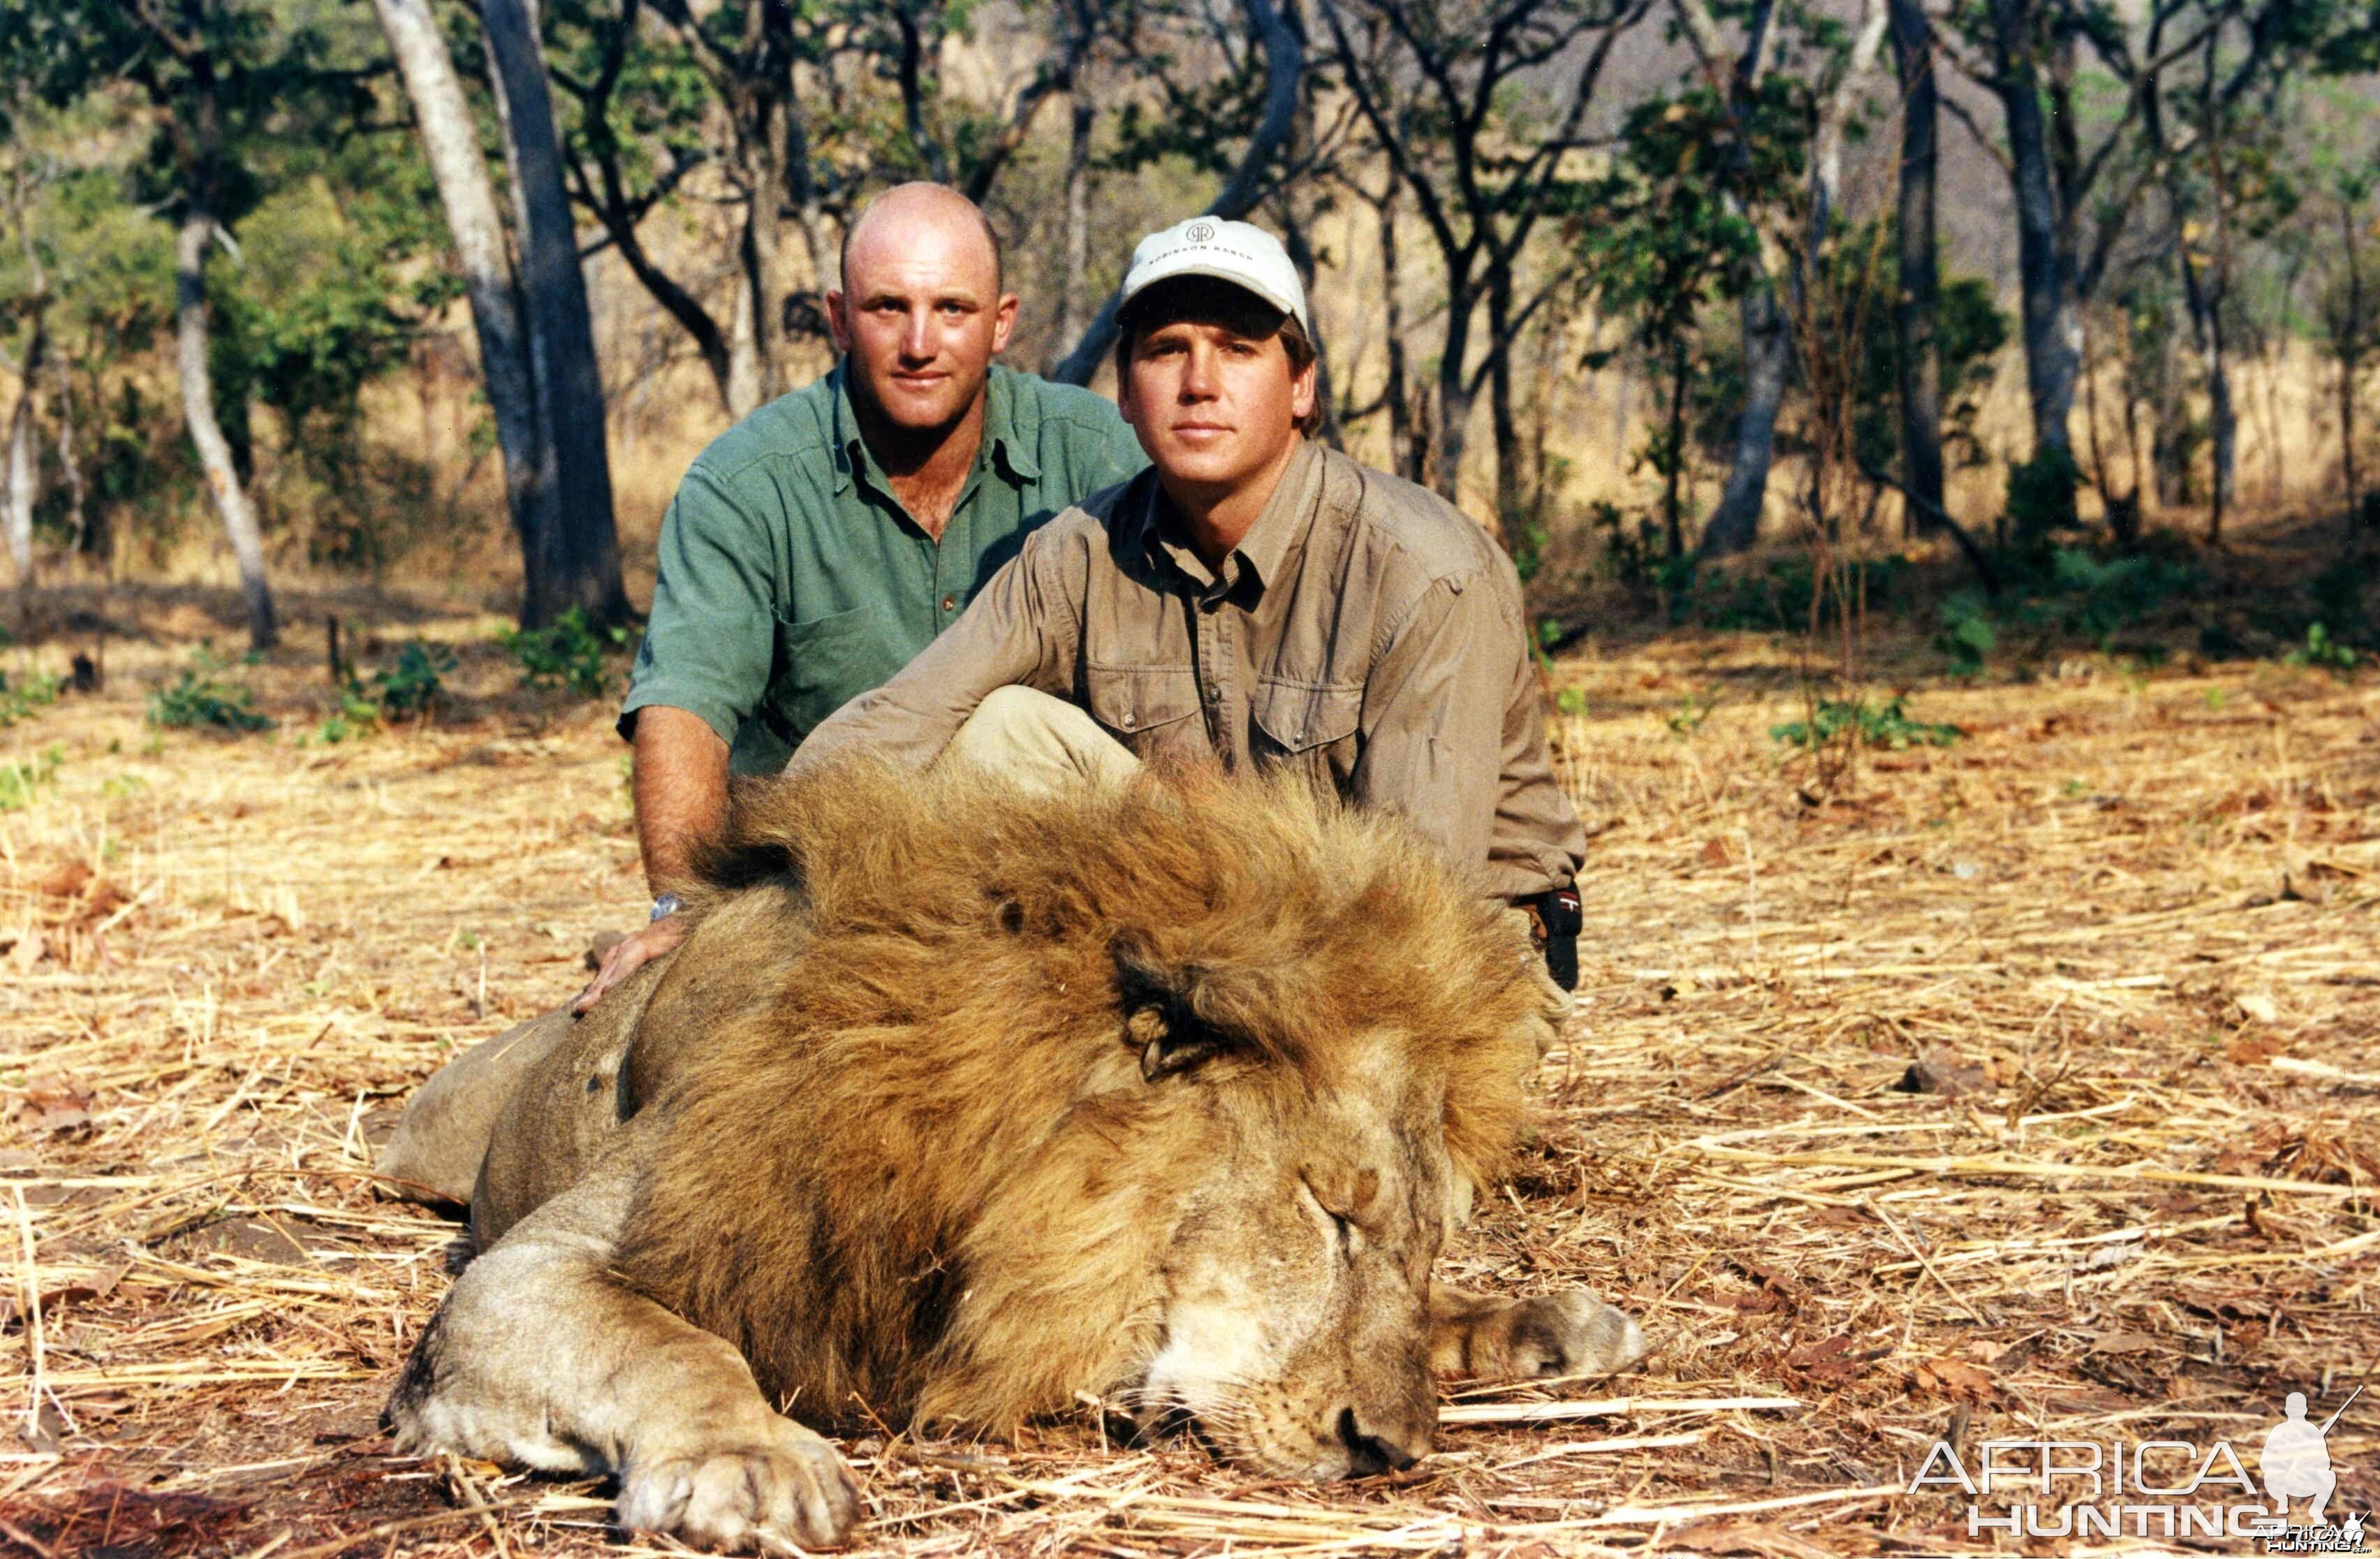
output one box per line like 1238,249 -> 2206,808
1182,221 -> 1216,244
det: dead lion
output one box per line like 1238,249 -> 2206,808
386,761 -> 1645,1551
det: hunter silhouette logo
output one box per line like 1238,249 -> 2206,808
2261,1389 -> 2349,1524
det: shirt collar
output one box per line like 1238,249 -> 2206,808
1139,437 -> 1323,601
829,362 -> 1036,495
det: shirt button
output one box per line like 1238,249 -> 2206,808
1122,712 -> 1138,729
941,594 -> 956,612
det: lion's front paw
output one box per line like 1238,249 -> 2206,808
1500,1290 -> 1647,1378
1434,1286 -> 1647,1381
618,1414 -> 861,1553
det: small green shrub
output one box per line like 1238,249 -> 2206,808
149,652 -> 270,731
1666,687 -> 1719,738
1772,697 -> 1962,752
374,642 -> 454,717
1934,591 -> 1997,678
2284,622 -> 2360,672
500,608 -> 630,698
0,745 -> 64,811
0,670 -> 61,728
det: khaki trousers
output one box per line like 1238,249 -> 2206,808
939,685 -> 1140,792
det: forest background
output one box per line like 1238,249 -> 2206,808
0,0 -> 2377,665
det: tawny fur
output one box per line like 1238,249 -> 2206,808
611,759 -> 1550,1432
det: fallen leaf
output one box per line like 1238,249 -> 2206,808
2090,1331 -> 2161,1356
1913,1356 -> 1998,1405
2226,1033 -> 2284,1065
36,861 -> 92,899
1897,1045 -> 1988,1098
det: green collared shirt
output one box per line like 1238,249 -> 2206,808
621,363 -> 1147,773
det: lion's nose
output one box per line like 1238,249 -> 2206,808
1334,1405 -> 1425,1476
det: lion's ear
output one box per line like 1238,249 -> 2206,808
1112,943 -> 1231,1082
1126,1002 -> 1227,1081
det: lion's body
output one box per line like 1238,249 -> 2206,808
388,763 -> 1643,1551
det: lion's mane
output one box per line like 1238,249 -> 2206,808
611,760 -> 1550,1430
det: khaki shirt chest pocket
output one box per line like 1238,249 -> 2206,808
1083,664 -> 1203,749
1254,677 -> 1363,781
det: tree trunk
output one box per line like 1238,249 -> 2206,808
1434,268 -> 1478,506
1665,333 -> 1690,557
1888,0 -> 1944,536
1377,182 -> 1417,483
1988,0 -> 2080,482
480,0 -> 629,627
5,344 -> 34,586
1698,282 -> 1788,555
1488,272 -> 1522,543
2342,197 -> 2367,534
177,214 -> 275,650
1050,90 -> 1094,370
372,0 -> 559,621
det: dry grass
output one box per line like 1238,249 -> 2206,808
0,547 -> 2374,1558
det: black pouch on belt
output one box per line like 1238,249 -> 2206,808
1524,886 -> 1582,991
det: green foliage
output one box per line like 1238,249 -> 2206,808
1934,591 -> 1997,677
1771,697 -> 1963,752
1925,546 -> 2199,672
2036,547 -> 2200,645
2285,622 -> 2360,671
0,746 -> 65,812
372,643 -> 454,718
1666,687 -> 1720,739
501,608 -> 630,698
147,651 -> 270,732
2006,448 -> 2082,541
0,670 -> 61,728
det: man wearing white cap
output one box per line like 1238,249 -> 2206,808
783,215 -> 1590,983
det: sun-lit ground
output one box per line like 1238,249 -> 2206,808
0,545 -> 2374,1556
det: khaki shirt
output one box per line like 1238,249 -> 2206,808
794,439 -> 1586,899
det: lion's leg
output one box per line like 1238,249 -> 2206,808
1427,1282 -> 1645,1381
388,1146 -> 860,1551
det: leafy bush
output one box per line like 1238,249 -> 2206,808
2040,548 -> 2198,645
0,746 -> 64,811
1934,591 -> 1997,677
1772,697 -> 1962,752
0,670 -> 61,728
2285,622 -> 2360,671
374,642 -> 453,717
500,608 -> 630,698
2006,448 -> 2080,541
149,652 -> 270,731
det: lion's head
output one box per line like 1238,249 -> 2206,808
611,761 -> 1564,1478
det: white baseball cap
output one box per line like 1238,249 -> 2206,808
1118,217 -> 1309,334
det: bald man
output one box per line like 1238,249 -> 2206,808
372,189 -> 1139,1203
587,183 -> 1145,1007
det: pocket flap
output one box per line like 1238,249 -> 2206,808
1084,664 -> 1203,735
1254,678 -> 1361,752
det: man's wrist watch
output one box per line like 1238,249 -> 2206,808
649,893 -> 684,923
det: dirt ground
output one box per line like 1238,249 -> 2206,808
0,562 -> 2374,1558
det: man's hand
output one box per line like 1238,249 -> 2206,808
573,914 -> 690,1013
